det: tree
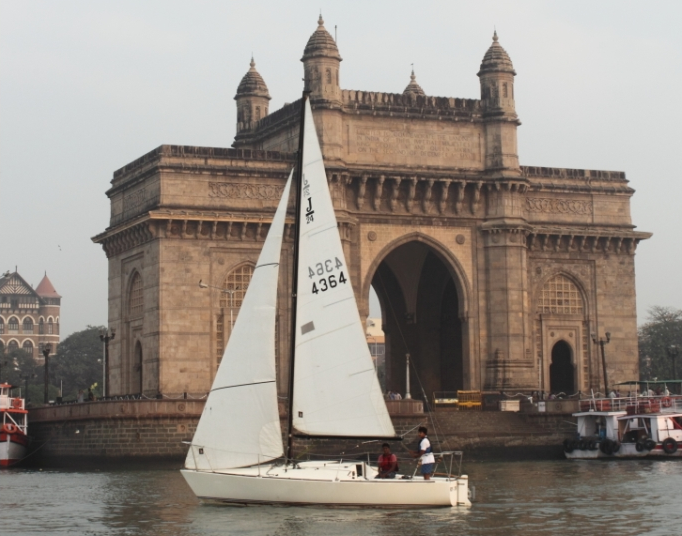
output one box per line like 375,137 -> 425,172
52,325 -> 106,399
0,346 -> 47,406
638,306 -> 682,384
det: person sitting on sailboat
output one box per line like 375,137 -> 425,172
412,426 -> 435,480
375,443 -> 398,479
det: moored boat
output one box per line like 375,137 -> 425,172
0,383 -> 28,467
563,391 -> 682,459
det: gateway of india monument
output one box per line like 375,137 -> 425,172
93,17 -> 651,402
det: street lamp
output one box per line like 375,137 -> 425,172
42,343 -> 52,405
668,345 -> 679,393
366,333 -> 377,371
99,328 -> 116,399
21,373 -> 36,406
199,280 -> 241,333
592,331 -> 611,395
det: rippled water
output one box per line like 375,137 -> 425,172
2,459 -> 680,536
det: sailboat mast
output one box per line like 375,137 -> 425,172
286,91 -> 309,461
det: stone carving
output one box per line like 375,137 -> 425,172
422,179 -> 434,213
389,178 -> 402,212
456,234 -> 466,245
454,181 -> 466,214
438,179 -> 451,215
208,182 -> 284,200
123,188 -> 146,217
373,175 -> 385,211
357,175 -> 368,210
406,177 -> 417,212
525,197 -> 593,215
367,231 -> 377,241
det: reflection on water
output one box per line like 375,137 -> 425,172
2,460 -> 681,536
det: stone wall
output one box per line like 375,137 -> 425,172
29,400 -> 202,459
28,400 -> 574,461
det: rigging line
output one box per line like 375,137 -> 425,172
376,268 -> 444,449
211,380 -> 275,393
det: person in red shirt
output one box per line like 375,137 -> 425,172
376,443 -> 398,479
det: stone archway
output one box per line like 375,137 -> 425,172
550,340 -> 574,394
370,240 -> 464,402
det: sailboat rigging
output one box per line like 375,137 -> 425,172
181,93 -> 471,507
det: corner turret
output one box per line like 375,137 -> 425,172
234,58 -> 271,134
477,31 -> 517,118
477,32 -> 520,171
301,15 -> 342,103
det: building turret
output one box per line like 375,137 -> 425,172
477,31 -> 517,116
234,58 -> 271,134
477,31 -> 520,171
403,68 -> 425,97
301,15 -> 342,103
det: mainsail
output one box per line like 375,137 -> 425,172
185,172 -> 292,470
292,100 -> 395,438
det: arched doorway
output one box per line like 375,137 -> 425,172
371,241 -> 464,401
550,340 -> 574,395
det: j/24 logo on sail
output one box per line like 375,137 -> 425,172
308,257 -> 347,294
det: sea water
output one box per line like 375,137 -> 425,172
1,459 -> 680,536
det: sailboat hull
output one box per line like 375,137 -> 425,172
181,461 -> 471,508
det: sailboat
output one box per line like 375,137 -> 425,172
181,95 -> 471,508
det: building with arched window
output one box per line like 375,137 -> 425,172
93,19 -> 650,399
0,271 -> 61,360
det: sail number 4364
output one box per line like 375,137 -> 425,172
308,258 -> 347,294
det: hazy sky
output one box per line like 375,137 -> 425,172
2,1 -> 681,337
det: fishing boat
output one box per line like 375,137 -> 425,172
181,95 -> 471,507
0,383 -> 28,467
563,383 -> 682,459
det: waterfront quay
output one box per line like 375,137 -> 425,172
28,399 -> 575,462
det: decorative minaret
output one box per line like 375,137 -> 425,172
301,15 -> 342,104
403,68 -> 425,97
477,31 -> 520,171
234,58 -> 271,135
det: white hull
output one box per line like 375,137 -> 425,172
0,437 -> 27,467
181,461 -> 470,508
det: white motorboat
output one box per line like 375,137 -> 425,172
181,95 -> 471,507
564,393 -> 682,459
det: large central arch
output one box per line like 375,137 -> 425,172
365,235 -> 469,401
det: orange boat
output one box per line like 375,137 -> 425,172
0,383 -> 28,467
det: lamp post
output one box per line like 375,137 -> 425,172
21,373 -> 36,405
668,345 -> 679,393
405,353 -> 412,400
99,329 -> 116,399
592,332 -> 611,395
42,343 -> 52,405
366,333 -> 377,371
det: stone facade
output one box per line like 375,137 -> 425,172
92,19 -> 650,400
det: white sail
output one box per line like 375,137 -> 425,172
185,172 -> 292,470
292,100 -> 395,438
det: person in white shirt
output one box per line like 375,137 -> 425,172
411,426 -> 435,480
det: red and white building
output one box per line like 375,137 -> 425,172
0,271 -> 61,360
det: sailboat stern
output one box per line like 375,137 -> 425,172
451,475 -> 472,506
